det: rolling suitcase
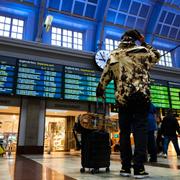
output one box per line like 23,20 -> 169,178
73,99 -> 111,174
80,129 -> 111,174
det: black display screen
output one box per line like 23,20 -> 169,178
64,66 -> 115,103
0,57 -> 16,95
16,59 -> 63,98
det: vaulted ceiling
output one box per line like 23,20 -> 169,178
47,0 -> 180,42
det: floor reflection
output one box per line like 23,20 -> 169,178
9,156 -> 76,180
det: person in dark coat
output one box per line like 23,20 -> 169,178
161,109 -> 180,158
156,111 -> 164,155
147,103 -> 157,162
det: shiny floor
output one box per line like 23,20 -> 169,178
0,151 -> 180,180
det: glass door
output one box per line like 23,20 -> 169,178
44,116 -> 66,152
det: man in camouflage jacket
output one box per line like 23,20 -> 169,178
96,29 -> 160,178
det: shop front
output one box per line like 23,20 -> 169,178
44,109 -> 87,153
0,105 -> 20,154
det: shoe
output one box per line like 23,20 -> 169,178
134,169 -> 149,179
163,154 -> 167,158
120,168 -> 131,177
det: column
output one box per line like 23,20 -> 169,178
17,98 -> 45,154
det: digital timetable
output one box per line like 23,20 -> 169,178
64,66 -> 115,103
0,58 -> 16,95
0,57 -> 179,109
16,60 -> 63,98
150,79 -> 170,108
169,82 -> 180,109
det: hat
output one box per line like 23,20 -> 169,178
121,29 -> 142,41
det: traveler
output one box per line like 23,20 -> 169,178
161,109 -> 180,158
147,103 -> 157,162
156,113 -> 164,155
96,29 -> 160,178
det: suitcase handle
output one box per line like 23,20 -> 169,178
73,128 -> 81,149
96,97 -> 106,115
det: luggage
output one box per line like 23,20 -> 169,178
80,130 -> 111,174
73,99 -> 111,174
75,101 -> 118,133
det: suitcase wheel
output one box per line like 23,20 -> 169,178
80,168 -> 85,173
91,168 -> 99,174
106,167 -> 110,172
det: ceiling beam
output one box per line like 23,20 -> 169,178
144,0 -> 164,44
95,0 -> 111,51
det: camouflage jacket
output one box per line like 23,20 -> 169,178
98,42 -> 160,105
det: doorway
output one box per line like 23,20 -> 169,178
44,109 -> 87,153
44,116 -> 66,152
0,106 -> 20,154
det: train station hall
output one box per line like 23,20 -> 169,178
0,0 -> 179,179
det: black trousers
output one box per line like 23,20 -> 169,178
119,93 -> 149,169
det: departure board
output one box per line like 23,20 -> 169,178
150,79 -> 170,108
64,66 -> 115,103
0,57 -> 16,95
16,59 -> 63,98
169,82 -> 180,109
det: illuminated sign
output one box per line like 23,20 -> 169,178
0,56 -> 179,110
64,66 -> 115,103
169,82 -> 180,109
0,57 -> 16,95
150,79 -> 170,108
16,60 -> 63,98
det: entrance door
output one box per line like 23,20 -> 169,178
44,116 -> 66,152
44,109 -> 87,153
0,106 -> 20,154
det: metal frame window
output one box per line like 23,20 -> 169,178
0,15 -> 24,40
105,38 -> 119,52
51,27 -> 83,50
157,50 -> 172,67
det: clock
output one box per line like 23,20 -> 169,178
95,50 -> 109,69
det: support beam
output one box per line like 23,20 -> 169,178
144,0 -> 164,44
35,0 -> 47,42
95,0 -> 111,51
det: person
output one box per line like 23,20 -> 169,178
0,139 -> 5,157
96,29 -> 160,178
161,109 -> 180,158
147,103 -> 157,162
156,112 -> 164,155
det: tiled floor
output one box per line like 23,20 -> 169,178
0,152 -> 180,180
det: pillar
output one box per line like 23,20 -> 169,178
17,98 -> 45,154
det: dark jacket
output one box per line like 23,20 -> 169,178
161,115 -> 180,137
147,103 -> 157,131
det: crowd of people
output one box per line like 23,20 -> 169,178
147,105 -> 180,160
